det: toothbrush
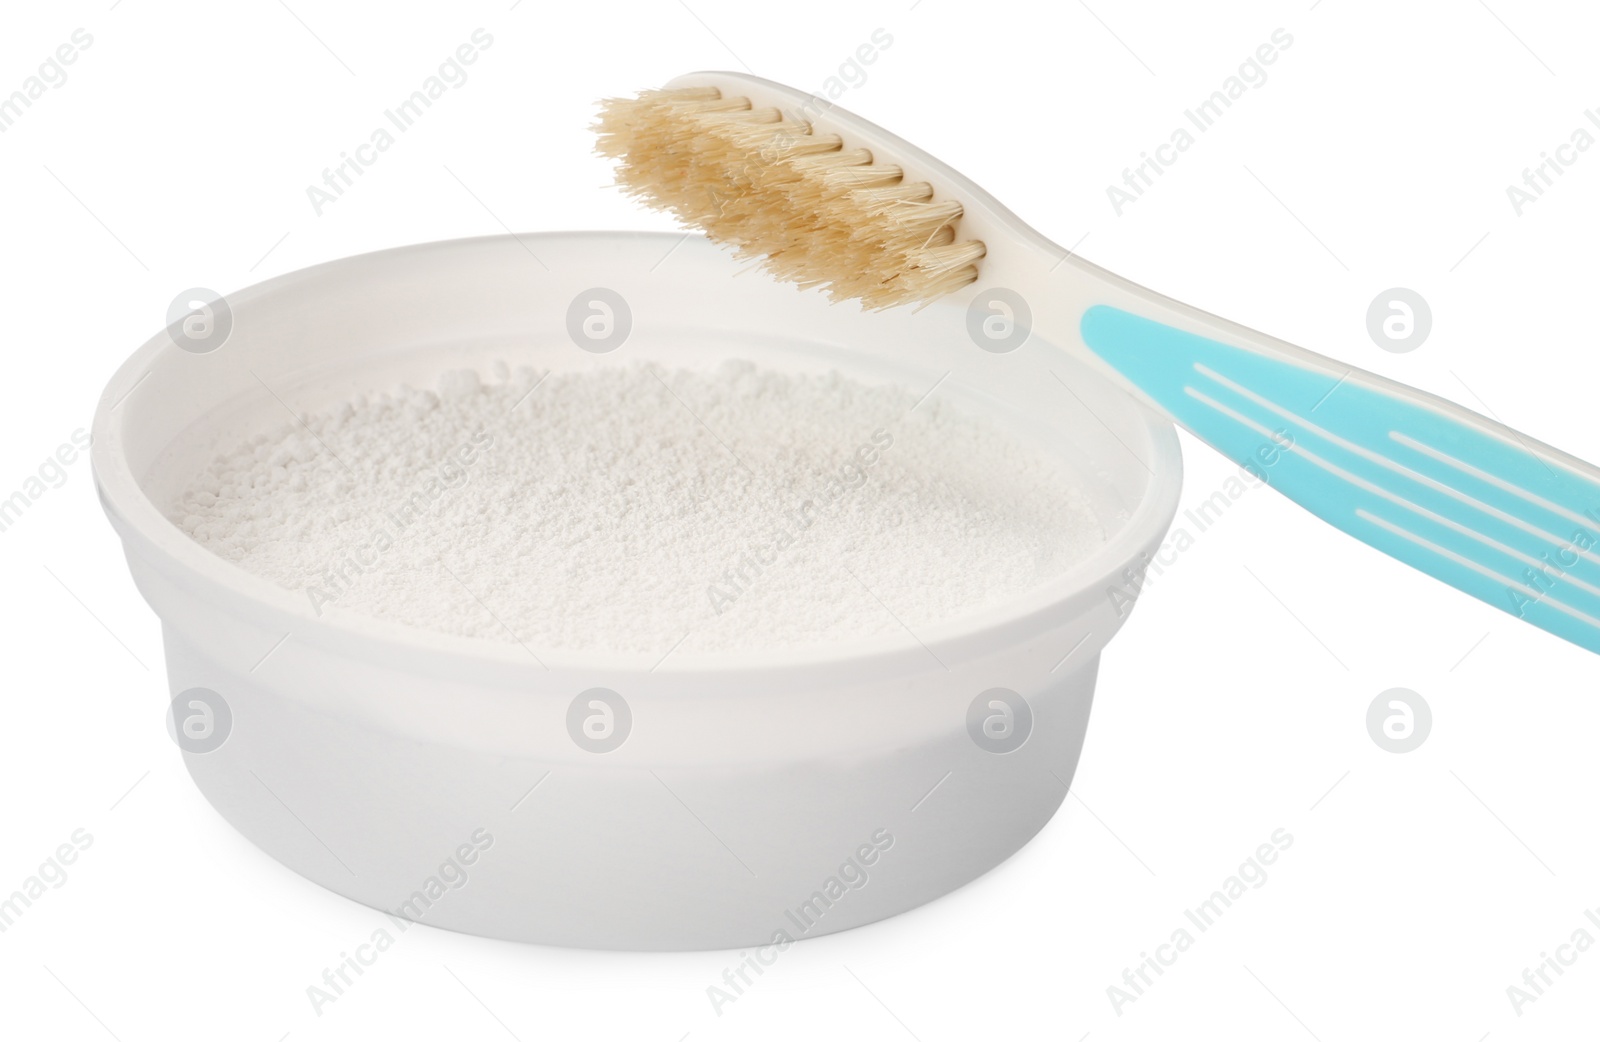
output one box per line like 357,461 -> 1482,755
595,73 -> 1600,656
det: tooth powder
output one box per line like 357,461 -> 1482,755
173,360 -> 1103,655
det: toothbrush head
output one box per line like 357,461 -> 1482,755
594,82 -> 986,309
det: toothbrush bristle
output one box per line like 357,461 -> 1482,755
594,86 -> 984,309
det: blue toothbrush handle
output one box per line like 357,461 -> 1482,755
1078,304 -> 1600,656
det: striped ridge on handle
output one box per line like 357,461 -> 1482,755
1080,305 -> 1600,656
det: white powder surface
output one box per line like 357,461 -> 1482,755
173,361 -> 1104,656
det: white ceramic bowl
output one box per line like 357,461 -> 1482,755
92,231 -> 1181,950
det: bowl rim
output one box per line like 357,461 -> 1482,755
91,230 -> 1183,679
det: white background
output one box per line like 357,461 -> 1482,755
3,0 -> 1599,1038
